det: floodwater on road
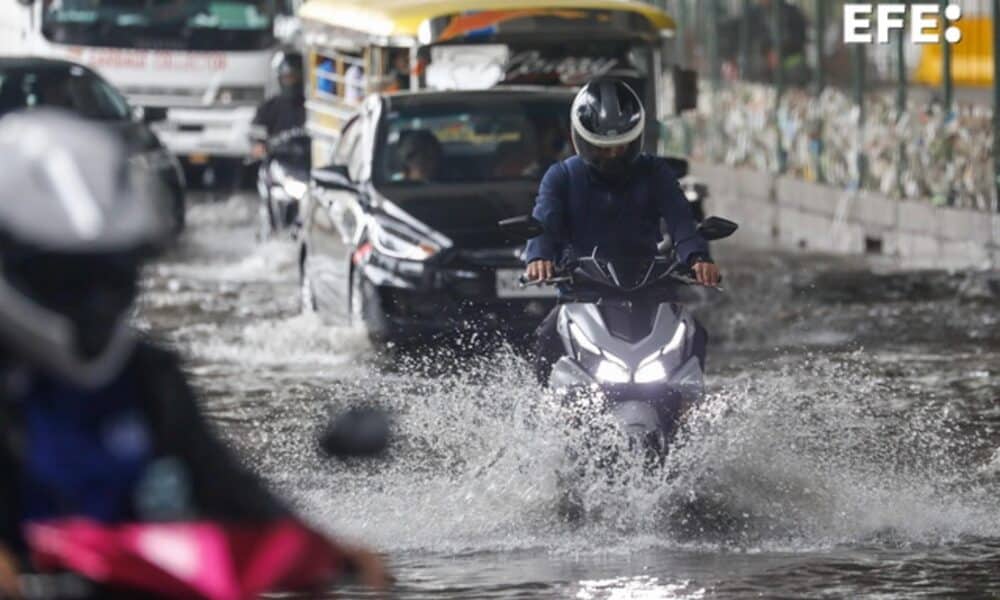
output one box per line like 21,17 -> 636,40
138,193 -> 1000,599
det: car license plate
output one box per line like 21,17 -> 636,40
496,268 -> 557,298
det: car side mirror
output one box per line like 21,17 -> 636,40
698,216 -> 739,241
673,67 -> 698,114
135,106 -> 168,124
312,164 -> 355,191
498,215 -> 544,241
664,156 -> 689,179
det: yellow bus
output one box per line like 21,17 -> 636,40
297,0 -> 694,159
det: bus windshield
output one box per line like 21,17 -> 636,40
41,0 -> 282,50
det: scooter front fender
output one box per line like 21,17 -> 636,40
611,400 -> 661,435
550,357 -> 595,389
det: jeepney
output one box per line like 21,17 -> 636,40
296,0 -> 696,163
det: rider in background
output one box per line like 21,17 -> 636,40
0,110 -> 387,597
523,79 -> 722,381
251,51 -> 306,160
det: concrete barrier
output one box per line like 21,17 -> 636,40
694,161 -> 998,270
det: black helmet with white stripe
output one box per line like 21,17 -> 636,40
273,50 -> 304,94
0,109 -> 169,388
570,78 -> 645,181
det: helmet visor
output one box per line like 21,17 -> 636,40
4,252 -> 139,359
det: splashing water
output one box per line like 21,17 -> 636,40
288,348 -> 1000,557
140,194 -> 1000,597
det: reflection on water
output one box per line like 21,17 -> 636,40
576,577 -> 704,600
138,194 -> 1000,598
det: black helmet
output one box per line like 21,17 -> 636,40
0,109 -> 170,388
274,50 -> 304,93
570,78 -> 645,181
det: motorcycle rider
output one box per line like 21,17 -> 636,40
524,78 -> 722,381
251,51 -> 306,160
0,110 -> 387,597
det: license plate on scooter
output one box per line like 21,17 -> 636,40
496,269 -> 557,299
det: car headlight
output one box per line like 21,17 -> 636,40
633,322 -> 688,384
371,218 -> 440,261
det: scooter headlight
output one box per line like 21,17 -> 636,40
282,177 -> 308,200
569,321 -> 601,356
634,360 -> 667,384
595,359 -> 631,384
571,321 -> 632,383
633,322 -> 687,384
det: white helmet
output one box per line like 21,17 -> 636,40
0,109 -> 170,388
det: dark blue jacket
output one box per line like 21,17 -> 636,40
524,155 -> 709,266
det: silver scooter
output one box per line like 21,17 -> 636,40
500,215 -> 738,459
252,127 -> 311,240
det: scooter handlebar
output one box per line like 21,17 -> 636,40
518,274 -> 571,288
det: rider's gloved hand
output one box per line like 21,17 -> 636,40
692,259 -> 721,287
526,259 -> 555,282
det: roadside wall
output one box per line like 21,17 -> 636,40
694,161 -> 1000,271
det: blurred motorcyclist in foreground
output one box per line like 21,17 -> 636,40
251,51 -> 306,160
524,79 -> 722,381
0,110 -> 387,598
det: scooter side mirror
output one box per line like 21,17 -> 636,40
698,216 -> 739,241
319,407 -> 390,459
312,164 -> 355,191
498,215 -> 544,241
672,67 -> 699,114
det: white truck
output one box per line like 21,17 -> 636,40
12,0 -> 299,171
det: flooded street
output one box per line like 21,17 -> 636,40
138,193 -> 1000,599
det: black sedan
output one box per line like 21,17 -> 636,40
0,57 -> 186,233
299,88 -> 584,344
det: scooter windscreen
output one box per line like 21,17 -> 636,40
565,252 -> 688,293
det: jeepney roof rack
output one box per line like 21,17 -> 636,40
298,0 -> 675,44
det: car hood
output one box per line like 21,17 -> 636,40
377,182 -> 538,249
105,120 -> 163,155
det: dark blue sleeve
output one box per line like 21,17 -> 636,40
653,159 -> 710,265
524,162 -> 569,264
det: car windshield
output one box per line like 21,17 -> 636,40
0,65 -> 130,120
41,0 -> 280,50
376,98 -> 572,186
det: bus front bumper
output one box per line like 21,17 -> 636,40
152,106 -> 257,160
